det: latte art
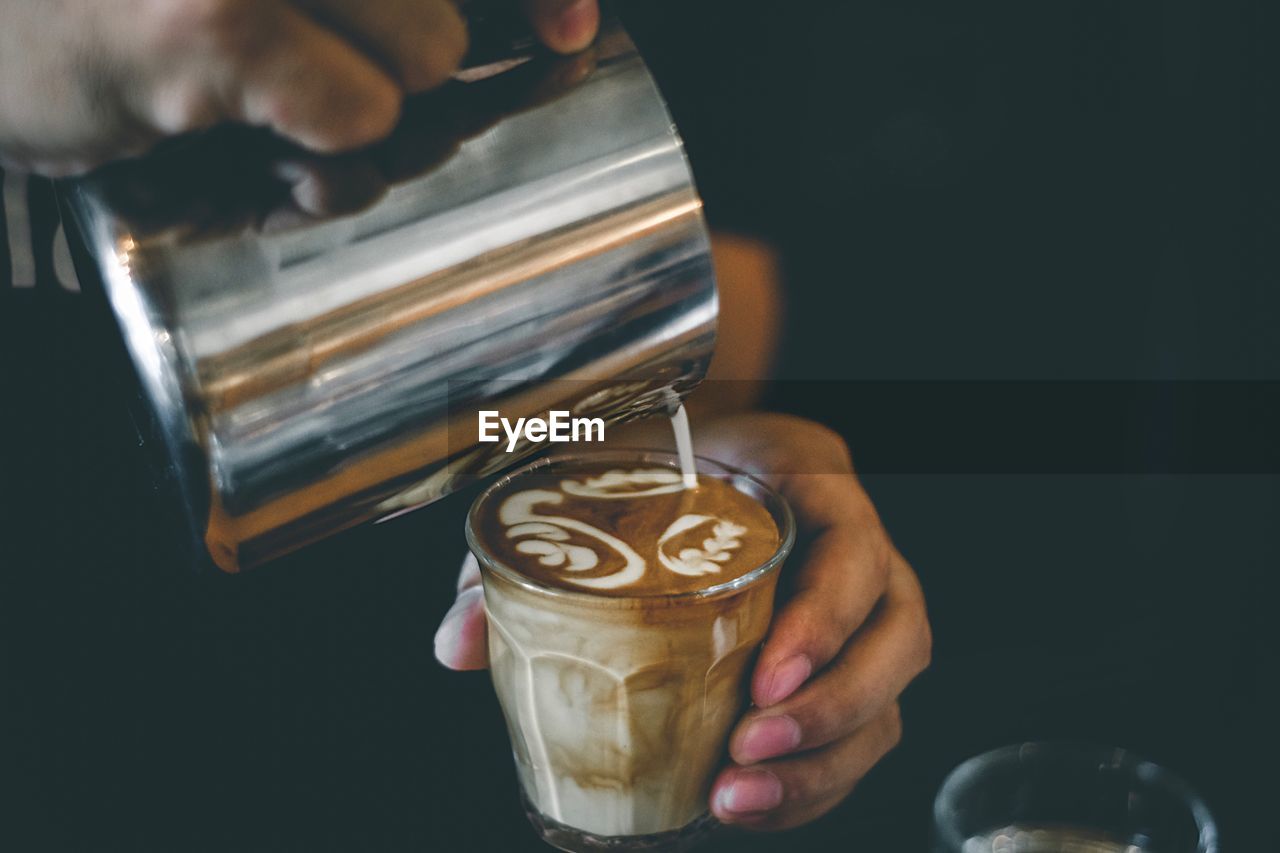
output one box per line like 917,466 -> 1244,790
561,468 -> 686,499
656,515 -> 748,577
478,465 -> 781,595
500,487 -> 647,590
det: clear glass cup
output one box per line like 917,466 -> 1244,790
466,450 -> 796,852
933,742 -> 1220,853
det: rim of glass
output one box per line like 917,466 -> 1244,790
933,741 -> 1220,852
465,449 -> 796,602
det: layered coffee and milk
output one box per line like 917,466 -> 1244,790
470,457 -> 786,845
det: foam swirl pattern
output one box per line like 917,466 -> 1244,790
480,467 -> 779,595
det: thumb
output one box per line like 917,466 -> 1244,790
434,555 -> 490,670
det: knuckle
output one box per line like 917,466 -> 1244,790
900,584 -> 933,676
779,416 -> 853,472
350,88 -> 402,144
788,601 -> 828,644
916,616 -> 934,674
781,767 -> 830,805
160,0 -> 263,58
290,82 -> 400,152
883,702 -> 904,746
755,439 -> 806,477
813,423 -> 854,470
150,82 -> 219,133
867,534 -> 894,585
250,90 -> 295,134
792,693 -> 845,744
782,754 -> 860,808
776,601 -> 837,663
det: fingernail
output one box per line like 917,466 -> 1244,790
714,769 -> 783,816
433,586 -> 484,669
762,654 -> 812,707
735,714 -> 802,764
554,0 -> 598,50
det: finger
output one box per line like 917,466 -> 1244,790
223,4 -> 404,152
711,704 -> 903,831
434,554 -> 488,670
433,584 -> 489,670
731,553 -> 929,764
751,474 -> 892,708
295,0 -> 468,92
456,552 -> 482,592
378,42 -> 598,181
519,0 -> 600,54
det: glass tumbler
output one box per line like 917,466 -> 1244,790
933,742 -> 1220,853
467,451 -> 795,852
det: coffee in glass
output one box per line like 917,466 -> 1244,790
466,451 -> 794,851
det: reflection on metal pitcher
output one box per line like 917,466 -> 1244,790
58,21 -> 717,572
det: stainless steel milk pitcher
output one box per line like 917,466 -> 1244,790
58,20 -> 717,572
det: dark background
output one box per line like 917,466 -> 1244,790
2,1 -> 1276,850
